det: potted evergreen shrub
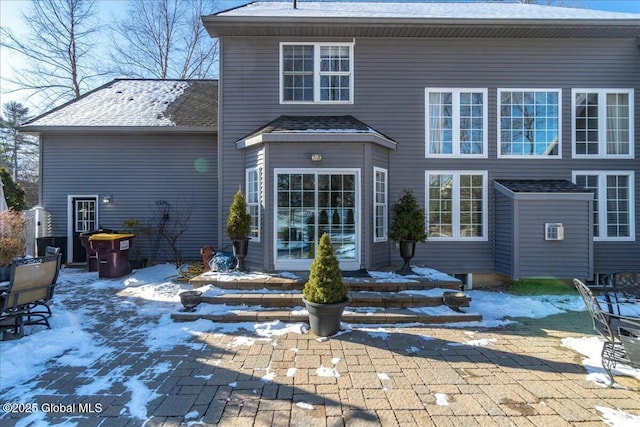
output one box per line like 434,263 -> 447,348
389,190 -> 427,275
227,189 -> 252,271
302,233 -> 349,337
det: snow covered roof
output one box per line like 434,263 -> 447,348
204,1 -> 640,38
22,80 -> 217,132
215,1 -> 640,21
236,115 -> 397,149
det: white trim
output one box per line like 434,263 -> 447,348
571,88 -> 634,159
373,166 -> 388,242
497,88 -> 562,159
572,170 -> 635,242
273,168 -> 361,270
279,42 -> 354,104
425,88 -> 488,158
246,167 -> 261,243
424,170 -> 488,241
66,194 -> 99,265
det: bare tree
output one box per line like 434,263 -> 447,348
0,0 -> 102,110
109,0 -> 219,79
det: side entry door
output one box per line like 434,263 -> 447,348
70,196 -> 98,264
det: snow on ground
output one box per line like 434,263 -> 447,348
1,263 -> 639,426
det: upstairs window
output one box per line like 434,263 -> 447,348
573,89 -> 634,158
426,88 -> 487,157
281,42 -> 353,103
498,89 -> 561,158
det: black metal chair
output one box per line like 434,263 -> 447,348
574,279 -> 640,386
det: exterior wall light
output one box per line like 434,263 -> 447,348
101,194 -> 113,204
311,153 -> 322,162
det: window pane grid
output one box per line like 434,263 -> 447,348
500,90 -> 559,157
246,169 -> 260,240
575,92 -> 599,155
282,43 -> 352,103
282,45 -> 314,102
427,89 -> 485,156
606,93 -> 630,155
428,175 -> 453,238
374,169 -> 387,241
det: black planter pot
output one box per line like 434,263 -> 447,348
397,240 -> 416,275
303,298 -> 349,337
231,238 -> 250,272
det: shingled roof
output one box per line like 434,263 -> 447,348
22,79 -> 217,132
236,115 -> 397,149
495,179 -> 592,194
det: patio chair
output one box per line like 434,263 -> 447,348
574,279 -> 640,386
601,272 -> 640,316
0,252 -> 62,336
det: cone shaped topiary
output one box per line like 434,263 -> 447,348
227,189 -> 252,239
303,233 -> 348,304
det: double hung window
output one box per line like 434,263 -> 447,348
281,42 -> 353,103
426,88 -> 487,157
246,168 -> 261,241
573,171 -> 635,241
572,89 -> 633,158
373,167 -> 388,242
426,171 -> 488,240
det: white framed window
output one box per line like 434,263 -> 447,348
572,89 -> 634,158
246,167 -> 261,242
498,89 -> 561,158
280,42 -> 354,103
425,171 -> 488,241
373,167 -> 388,242
573,171 -> 635,241
425,88 -> 488,158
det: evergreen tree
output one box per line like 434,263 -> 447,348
303,233 -> 348,304
0,168 -> 27,211
226,189 -> 251,239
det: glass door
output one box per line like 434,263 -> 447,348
275,169 -> 359,270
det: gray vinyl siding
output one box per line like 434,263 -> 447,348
219,35 -> 640,274
41,133 -> 217,263
516,200 -> 592,279
494,191 -> 513,277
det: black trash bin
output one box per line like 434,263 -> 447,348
89,233 -> 135,278
79,229 -> 114,272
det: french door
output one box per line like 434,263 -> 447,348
274,169 -> 360,270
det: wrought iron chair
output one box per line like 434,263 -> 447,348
573,279 -> 640,386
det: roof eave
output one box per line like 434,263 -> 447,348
236,132 -> 397,150
20,126 -> 217,134
203,16 -> 640,37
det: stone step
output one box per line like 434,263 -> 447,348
171,308 -> 482,325
200,292 -> 451,309
190,274 -> 462,293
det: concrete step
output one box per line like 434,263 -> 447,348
200,291 -> 451,309
171,308 -> 482,325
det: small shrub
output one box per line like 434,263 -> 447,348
303,233 -> 348,304
389,190 -> 427,242
0,209 -> 27,266
227,189 -> 251,239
